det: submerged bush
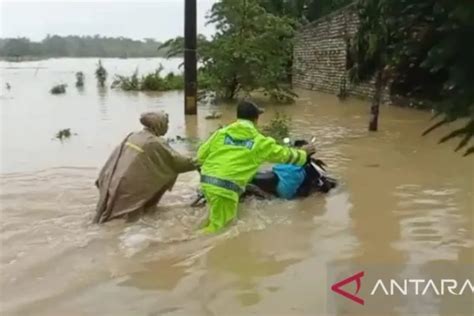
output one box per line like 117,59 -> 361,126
50,84 -> 67,94
75,71 -> 85,87
112,65 -> 184,92
197,70 -> 213,91
261,112 -> 291,143
55,128 -> 72,140
95,60 -> 107,87
112,69 -> 141,91
140,70 -> 167,91
162,72 -> 185,90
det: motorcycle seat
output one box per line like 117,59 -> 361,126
253,170 -> 275,181
251,170 -> 278,194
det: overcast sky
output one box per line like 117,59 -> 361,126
0,0 -> 217,41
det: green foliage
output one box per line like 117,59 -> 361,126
350,0 -> 474,155
201,0 -> 297,101
55,128 -> 72,140
75,71 -> 85,87
258,0 -> 353,94
259,0 -> 352,23
0,38 -> 34,58
158,34 -> 210,59
0,35 -> 167,58
162,72 -> 185,90
50,84 -> 67,94
261,112 -> 291,143
305,0 -> 353,21
114,69 -> 141,91
112,66 -> 185,92
418,1 -> 474,156
95,60 -> 107,87
196,69 -> 214,91
112,66 -> 215,92
159,1 -> 353,103
141,69 -> 167,91
349,0 -> 392,84
258,0 -> 308,21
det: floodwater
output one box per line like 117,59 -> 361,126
0,58 -> 473,316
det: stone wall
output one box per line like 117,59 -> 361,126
293,4 -> 390,103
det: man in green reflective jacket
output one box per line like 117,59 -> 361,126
197,101 -> 315,233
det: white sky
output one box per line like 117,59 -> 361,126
0,0 -> 217,41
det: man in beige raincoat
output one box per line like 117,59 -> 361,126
94,111 -> 197,223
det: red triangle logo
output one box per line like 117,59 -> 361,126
331,271 -> 365,305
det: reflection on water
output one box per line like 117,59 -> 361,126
119,258 -> 190,291
0,58 -> 473,316
97,85 -> 108,105
393,185 -> 473,263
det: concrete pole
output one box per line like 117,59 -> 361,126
184,0 -> 197,115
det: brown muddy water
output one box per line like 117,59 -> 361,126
0,58 -> 473,316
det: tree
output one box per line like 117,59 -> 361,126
257,0 -> 353,87
42,35 -> 68,57
349,0 -> 474,154
158,34 -> 209,59
419,1 -> 474,156
202,0 -> 296,101
259,0 -> 352,23
259,0 -> 308,21
159,2 -> 356,103
349,0 -> 395,131
0,35 -> 166,58
2,38 -> 31,58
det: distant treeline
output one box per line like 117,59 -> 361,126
0,35 -> 168,59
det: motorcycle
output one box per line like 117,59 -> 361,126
191,138 -> 337,207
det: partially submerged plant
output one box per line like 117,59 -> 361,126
139,68 -> 165,91
95,60 -> 107,87
112,65 -> 185,92
112,68 -> 140,91
162,71 -> 184,90
50,84 -> 67,94
261,112 -> 291,143
55,128 -> 73,140
75,71 -> 85,87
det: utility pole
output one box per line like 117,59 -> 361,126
184,0 -> 197,115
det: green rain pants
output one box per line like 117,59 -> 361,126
200,183 -> 239,233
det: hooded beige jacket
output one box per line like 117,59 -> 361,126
94,112 -> 196,223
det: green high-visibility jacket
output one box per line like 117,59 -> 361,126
197,119 -> 307,199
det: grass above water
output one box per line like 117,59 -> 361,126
112,66 -> 184,92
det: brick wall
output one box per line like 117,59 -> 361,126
293,4 -> 390,103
